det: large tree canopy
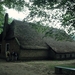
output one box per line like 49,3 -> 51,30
0,0 -> 27,32
30,0 -> 75,8
0,0 -> 28,26
0,0 -> 26,11
0,0 -> 75,36
28,0 -> 75,24
25,0 -> 75,35
0,0 -> 28,33
0,0 -> 75,26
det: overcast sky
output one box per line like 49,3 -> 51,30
5,6 -> 29,21
4,4 -> 65,30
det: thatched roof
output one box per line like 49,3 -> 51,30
6,20 -> 47,49
44,37 -> 75,53
2,19 -> 75,53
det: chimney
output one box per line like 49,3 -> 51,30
2,13 -> 8,40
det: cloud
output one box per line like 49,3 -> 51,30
4,6 -> 29,21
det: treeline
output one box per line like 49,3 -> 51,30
30,22 -> 74,41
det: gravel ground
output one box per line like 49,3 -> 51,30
0,59 -> 75,75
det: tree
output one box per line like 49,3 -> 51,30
61,1 -> 75,27
0,0 -> 75,37
0,4 -> 5,25
0,0 -> 26,32
23,0 -> 75,37
1,0 -> 74,28
0,0 -> 26,11
28,0 -> 75,27
31,22 -> 74,41
0,0 -> 27,22
0,4 -> 5,33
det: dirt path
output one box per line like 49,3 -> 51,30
0,59 -> 75,75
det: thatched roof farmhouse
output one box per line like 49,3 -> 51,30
0,13 -> 75,60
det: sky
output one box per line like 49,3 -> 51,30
4,6 -> 74,34
4,0 -> 30,21
5,6 -> 29,21
4,5 -> 65,29
5,7 -> 63,30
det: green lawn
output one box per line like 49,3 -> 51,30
59,63 -> 75,68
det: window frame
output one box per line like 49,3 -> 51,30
5,43 -> 10,52
0,44 -> 1,53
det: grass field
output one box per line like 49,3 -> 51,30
0,59 -> 75,75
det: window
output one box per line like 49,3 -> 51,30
6,43 -> 10,51
70,54 -> 72,58
60,55 -> 62,58
65,54 -> 66,58
59,54 -> 65,59
61,55 -> 65,59
0,44 -> 1,53
56,54 -> 60,59
72,54 -> 75,58
66,54 -> 70,58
